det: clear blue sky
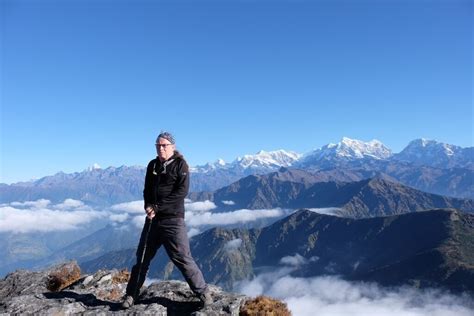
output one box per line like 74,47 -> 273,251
1,0 -> 472,184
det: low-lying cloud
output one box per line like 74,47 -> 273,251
224,238 -> 242,252
109,213 -> 129,223
0,199 -> 104,233
307,207 -> 344,216
108,200 -> 292,236
2,198 -> 343,236
185,200 -> 216,213
55,199 -> 87,210
236,268 -> 474,316
187,227 -> 201,238
132,215 -> 146,229
10,199 -> 51,209
110,200 -> 144,214
280,253 -> 318,267
110,201 -> 352,234
111,199 -> 298,235
109,199 -> 217,215
186,207 -> 285,227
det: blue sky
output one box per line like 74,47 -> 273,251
1,0 -> 472,184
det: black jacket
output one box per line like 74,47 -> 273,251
143,152 -> 189,219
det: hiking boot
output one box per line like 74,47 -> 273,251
121,295 -> 135,309
197,290 -> 212,307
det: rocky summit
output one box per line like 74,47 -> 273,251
0,262 -> 248,315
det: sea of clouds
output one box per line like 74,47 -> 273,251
0,198 -> 293,234
235,258 -> 474,316
0,199 -> 104,233
108,198 -> 293,236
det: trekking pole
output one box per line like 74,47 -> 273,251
133,216 -> 153,300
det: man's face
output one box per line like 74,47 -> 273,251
156,137 -> 175,161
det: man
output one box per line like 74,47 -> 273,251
122,131 -> 212,308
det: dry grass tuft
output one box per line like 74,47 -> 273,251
240,295 -> 292,316
46,261 -> 81,292
112,269 -> 130,284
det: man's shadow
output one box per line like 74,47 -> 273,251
43,291 -> 203,315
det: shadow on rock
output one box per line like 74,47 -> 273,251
43,291 -> 122,311
140,296 -> 202,315
43,291 -> 202,314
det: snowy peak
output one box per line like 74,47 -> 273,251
190,159 -> 227,173
338,137 -> 391,159
401,138 -> 458,155
235,149 -> 302,169
393,138 -> 472,168
191,150 -> 302,173
302,137 -> 393,164
85,163 -> 102,172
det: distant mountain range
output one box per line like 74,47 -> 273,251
298,138 -> 473,169
394,139 -> 474,169
189,168 -> 474,217
81,208 -> 474,293
10,169 -> 471,278
0,166 -> 145,206
193,138 -> 473,194
189,149 -> 301,193
297,137 -> 393,168
0,138 -> 472,205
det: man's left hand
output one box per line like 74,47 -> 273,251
145,206 -> 155,219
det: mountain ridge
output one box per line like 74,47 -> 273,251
80,208 -> 474,294
190,170 -> 474,217
1,137 -> 472,204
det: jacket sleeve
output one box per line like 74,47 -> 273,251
143,160 -> 155,209
159,159 -> 190,205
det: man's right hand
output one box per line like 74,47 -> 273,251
145,206 -> 155,219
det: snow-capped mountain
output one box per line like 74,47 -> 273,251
234,149 -> 302,169
297,137 -> 393,169
190,150 -> 301,174
1,166 -> 146,205
85,163 -> 102,172
393,138 -> 474,169
189,159 -> 226,173
189,149 -> 302,192
1,138 -> 472,204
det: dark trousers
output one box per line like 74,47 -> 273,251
126,217 -> 207,298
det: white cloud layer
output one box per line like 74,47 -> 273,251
110,199 -> 218,215
108,200 -> 289,233
185,200 -> 217,213
222,200 -> 235,205
0,200 -> 105,233
236,268 -> 474,316
224,238 -> 242,251
280,254 -> 308,266
187,227 -> 201,238
110,200 -> 144,214
132,215 -> 146,229
9,199 -> 51,209
109,213 -> 129,223
105,199 -> 288,232
279,254 -> 319,267
307,207 -> 344,216
55,199 -> 86,210
185,208 -> 285,227
108,200 -> 289,238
